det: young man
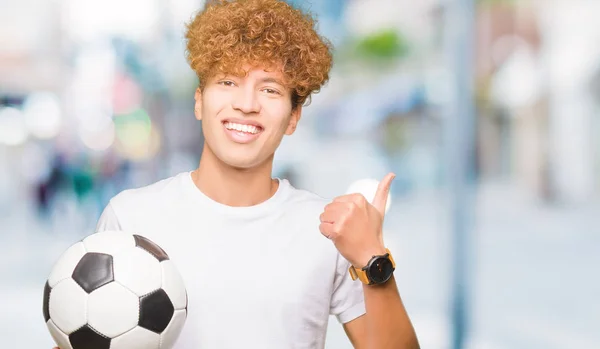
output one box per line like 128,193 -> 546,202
93,0 -> 419,348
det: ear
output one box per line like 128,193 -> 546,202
194,88 -> 202,121
285,106 -> 302,135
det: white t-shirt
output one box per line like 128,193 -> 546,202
96,171 -> 365,349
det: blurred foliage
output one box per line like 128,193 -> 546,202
334,28 -> 410,68
354,29 -> 409,60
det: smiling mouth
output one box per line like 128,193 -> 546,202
222,121 -> 263,134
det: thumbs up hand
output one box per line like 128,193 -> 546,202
319,173 -> 395,269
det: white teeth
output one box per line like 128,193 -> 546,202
224,122 -> 260,134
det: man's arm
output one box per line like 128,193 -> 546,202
343,275 -> 419,349
319,173 -> 419,348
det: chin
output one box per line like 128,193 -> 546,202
220,154 -> 268,171
205,141 -> 275,171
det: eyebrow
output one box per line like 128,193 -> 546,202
259,77 -> 285,86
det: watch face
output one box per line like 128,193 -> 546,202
367,257 -> 394,284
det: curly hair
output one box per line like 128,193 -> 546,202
185,0 -> 333,108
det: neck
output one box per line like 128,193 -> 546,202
191,143 -> 278,207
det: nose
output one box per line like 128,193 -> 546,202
232,86 -> 260,114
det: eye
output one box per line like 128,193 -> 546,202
262,88 -> 280,95
218,80 -> 236,87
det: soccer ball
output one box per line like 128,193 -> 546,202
43,231 -> 188,349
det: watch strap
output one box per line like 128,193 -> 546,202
349,265 -> 371,284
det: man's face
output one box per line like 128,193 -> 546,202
194,65 -> 301,170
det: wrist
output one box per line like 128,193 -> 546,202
353,246 -> 387,269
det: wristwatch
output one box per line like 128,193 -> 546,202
349,249 -> 396,285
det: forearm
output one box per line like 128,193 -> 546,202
363,276 -> 419,349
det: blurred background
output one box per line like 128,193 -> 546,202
1,0 -> 599,348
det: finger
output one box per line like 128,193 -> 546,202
319,210 -> 336,223
319,204 -> 348,223
372,172 -> 395,216
332,195 -> 351,203
319,209 -> 344,224
324,201 -> 349,210
319,222 -> 337,239
333,193 -> 364,204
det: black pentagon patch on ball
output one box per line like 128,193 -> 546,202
72,253 -> 114,293
139,289 -> 174,334
43,281 -> 51,322
134,234 -> 169,262
69,325 -> 111,349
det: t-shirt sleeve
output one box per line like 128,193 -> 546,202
95,202 -> 123,232
329,251 -> 366,324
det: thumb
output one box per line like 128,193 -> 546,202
371,173 -> 395,216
